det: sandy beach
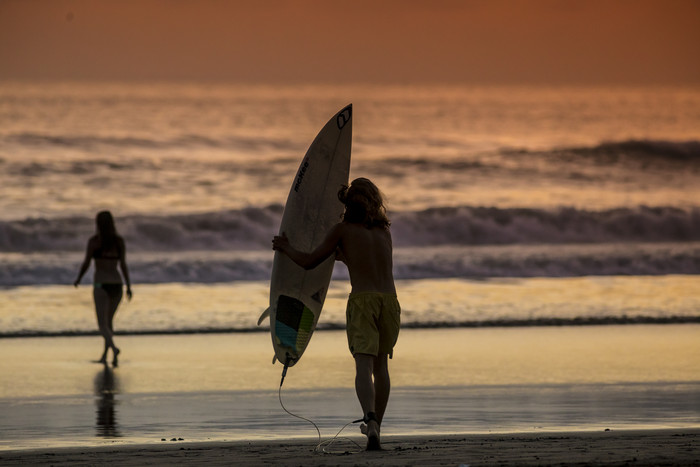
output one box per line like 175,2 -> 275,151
1,429 -> 698,466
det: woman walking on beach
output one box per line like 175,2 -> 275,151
273,178 -> 400,450
74,211 -> 132,366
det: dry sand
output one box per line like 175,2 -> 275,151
1,429 -> 698,466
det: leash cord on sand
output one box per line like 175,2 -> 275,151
278,365 -> 363,455
315,420 -> 364,454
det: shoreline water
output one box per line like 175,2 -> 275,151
1,315 -> 700,338
2,276 -> 699,337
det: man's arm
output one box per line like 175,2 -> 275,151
272,224 -> 343,270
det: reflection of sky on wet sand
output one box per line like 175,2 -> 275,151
0,327 -> 698,449
1,326 -> 698,398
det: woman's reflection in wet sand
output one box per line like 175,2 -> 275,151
94,363 -> 121,438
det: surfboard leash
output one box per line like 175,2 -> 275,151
315,421 -> 364,454
277,362 -> 363,455
278,361 -> 321,443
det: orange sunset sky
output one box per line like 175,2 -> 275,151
1,0 -> 699,85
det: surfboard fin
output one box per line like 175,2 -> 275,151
311,287 -> 325,304
272,355 -> 277,365
257,307 -> 271,326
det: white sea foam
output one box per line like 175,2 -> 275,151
2,242 -> 699,287
1,277 -> 698,336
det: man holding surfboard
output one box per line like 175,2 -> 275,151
273,177 -> 400,451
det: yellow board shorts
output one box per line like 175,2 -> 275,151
346,292 -> 401,358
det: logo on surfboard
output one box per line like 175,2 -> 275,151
294,158 -> 310,192
337,105 -> 352,130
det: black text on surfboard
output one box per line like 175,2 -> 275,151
337,105 -> 352,130
294,158 -> 310,192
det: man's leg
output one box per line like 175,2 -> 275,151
355,353 -> 381,449
373,353 -> 390,426
354,353 -> 375,416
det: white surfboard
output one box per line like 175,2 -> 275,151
258,104 -> 352,368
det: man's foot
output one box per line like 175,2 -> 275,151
112,348 -> 120,367
362,412 -> 381,451
366,419 -> 381,451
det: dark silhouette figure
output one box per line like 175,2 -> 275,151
94,363 -> 121,438
273,178 -> 400,450
74,211 -> 132,366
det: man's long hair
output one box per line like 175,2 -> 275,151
337,178 -> 390,229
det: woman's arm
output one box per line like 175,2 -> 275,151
74,237 -> 95,286
272,224 -> 343,270
118,237 -> 133,300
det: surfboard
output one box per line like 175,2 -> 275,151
258,104 -> 352,368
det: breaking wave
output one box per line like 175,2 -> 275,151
2,242 -> 699,287
501,139 -> 700,164
391,205 -> 700,246
572,139 -> 700,162
1,205 -> 698,253
2,204 -> 698,286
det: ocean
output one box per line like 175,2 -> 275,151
1,82 -> 699,448
1,82 -> 698,335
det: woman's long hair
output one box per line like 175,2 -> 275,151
95,211 -> 119,253
337,178 -> 390,229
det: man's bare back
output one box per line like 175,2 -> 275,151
272,221 -> 395,295
335,223 -> 395,294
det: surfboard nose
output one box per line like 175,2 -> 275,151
337,104 -> 352,130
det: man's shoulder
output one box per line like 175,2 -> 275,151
338,222 -> 390,238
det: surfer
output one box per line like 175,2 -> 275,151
273,177 -> 400,450
74,211 -> 132,366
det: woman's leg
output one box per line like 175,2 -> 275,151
93,287 -> 113,363
106,286 -> 123,365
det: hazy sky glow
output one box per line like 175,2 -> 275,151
1,0 -> 699,84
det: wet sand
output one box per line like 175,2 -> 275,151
0,326 -> 698,462
1,429 -> 698,466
